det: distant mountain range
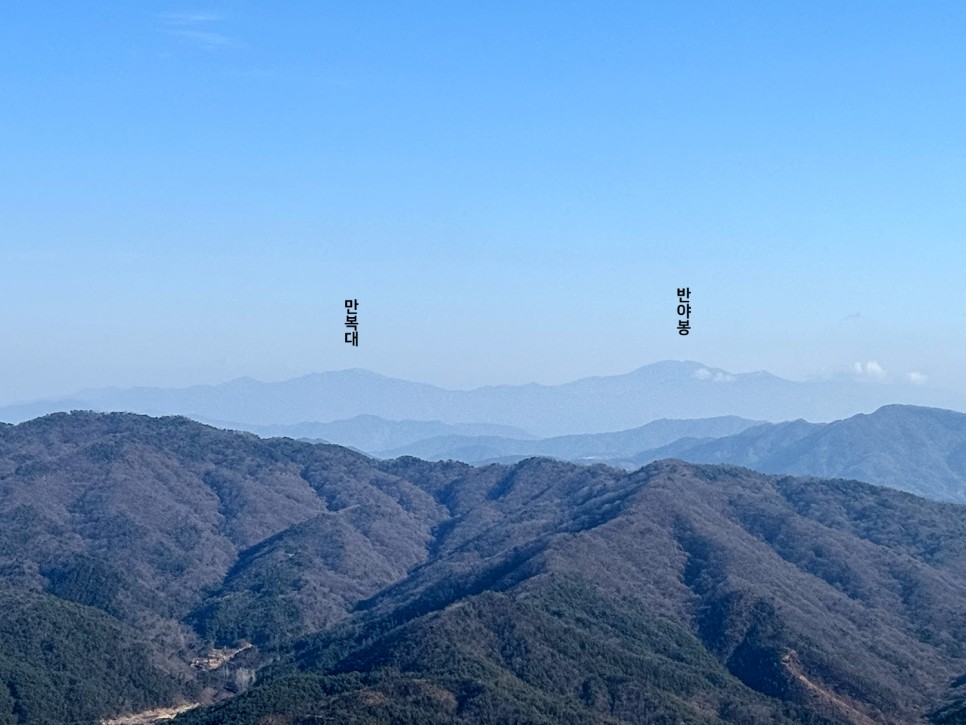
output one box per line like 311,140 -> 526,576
1,412 -> 965,723
633,404 -> 966,503
3,360 -> 965,436
217,415 -> 536,452
374,405 -> 966,504
374,415 -> 762,464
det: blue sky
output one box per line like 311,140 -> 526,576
2,2 -> 965,403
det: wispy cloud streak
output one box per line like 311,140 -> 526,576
157,12 -> 242,50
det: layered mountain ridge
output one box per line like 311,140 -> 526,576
360,405 -> 966,504
3,361 -> 964,436
0,413 -> 964,723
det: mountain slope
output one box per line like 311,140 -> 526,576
183,458 -> 966,724
0,412 -> 448,721
3,413 -> 966,723
0,583 -> 184,725
636,405 -> 966,502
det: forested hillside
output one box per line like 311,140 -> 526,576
1,413 -> 964,723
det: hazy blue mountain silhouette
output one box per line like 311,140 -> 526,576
211,415 -> 536,451
2,361 -> 965,436
375,415 -> 761,463
635,405 -> 966,502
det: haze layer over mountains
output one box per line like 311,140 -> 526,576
3,361 -> 964,437
377,405 -> 966,504
6,361 -> 966,504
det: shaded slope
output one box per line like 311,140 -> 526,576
0,412 -> 448,722
183,460 -> 966,724
0,412 -> 445,625
0,583 -> 184,725
182,578 -> 828,725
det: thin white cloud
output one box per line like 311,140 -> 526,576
159,12 -> 223,25
852,360 -> 887,381
905,371 -> 928,385
694,368 -> 736,383
157,11 -> 242,50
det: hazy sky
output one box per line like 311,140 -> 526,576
2,2 -> 965,404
